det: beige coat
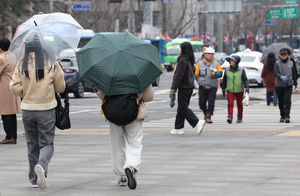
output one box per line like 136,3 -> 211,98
0,52 -> 21,115
98,85 -> 154,120
10,62 -> 65,111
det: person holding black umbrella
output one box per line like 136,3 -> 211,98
274,48 -> 298,123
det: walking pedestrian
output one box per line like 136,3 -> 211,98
196,44 -> 209,63
0,37 -> 22,144
98,85 -> 154,190
274,48 -> 298,123
262,52 -> 277,106
10,36 -> 66,189
170,42 -> 205,135
221,55 -> 249,123
195,47 -> 223,123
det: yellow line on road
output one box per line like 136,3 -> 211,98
274,131 -> 300,137
7,129 -> 298,136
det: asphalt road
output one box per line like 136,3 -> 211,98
1,69 -> 300,195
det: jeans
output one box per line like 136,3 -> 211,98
22,109 -> 55,185
266,91 -> 277,105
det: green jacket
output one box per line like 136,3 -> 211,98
222,66 -> 249,93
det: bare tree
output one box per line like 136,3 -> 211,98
164,0 -> 195,38
72,0 -> 121,32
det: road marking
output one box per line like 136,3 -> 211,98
9,129 -> 295,136
274,131 -> 300,137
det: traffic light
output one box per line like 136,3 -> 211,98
109,0 -> 122,3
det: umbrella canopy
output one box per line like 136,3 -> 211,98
261,43 -> 293,63
76,32 -> 162,96
6,12 -> 83,70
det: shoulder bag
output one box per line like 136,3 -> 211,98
55,91 -> 71,130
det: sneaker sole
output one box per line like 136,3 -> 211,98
125,167 -> 137,190
34,165 -> 46,189
170,131 -> 184,135
117,182 -> 127,186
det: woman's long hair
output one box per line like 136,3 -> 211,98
177,42 -> 195,67
266,52 -> 276,71
21,36 -> 54,81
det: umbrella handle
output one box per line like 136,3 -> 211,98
92,85 -> 99,96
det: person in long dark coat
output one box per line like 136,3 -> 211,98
262,52 -> 277,106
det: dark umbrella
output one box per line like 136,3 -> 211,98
76,32 -> 162,96
261,43 -> 293,63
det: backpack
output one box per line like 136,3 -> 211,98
101,94 -> 139,126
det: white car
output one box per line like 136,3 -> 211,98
220,49 -> 264,87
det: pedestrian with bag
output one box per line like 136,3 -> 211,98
274,48 -> 298,123
221,55 -> 249,123
98,85 -> 154,190
170,42 -> 205,135
10,35 -> 66,189
262,52 -> 277,106
0,37 -> 22,144
195,47 -> 223,123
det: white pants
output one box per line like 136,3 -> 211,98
109,120 -> 143,175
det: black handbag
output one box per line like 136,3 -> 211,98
55,93 -> 71,130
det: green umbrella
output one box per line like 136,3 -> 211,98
76,32 -> 162,96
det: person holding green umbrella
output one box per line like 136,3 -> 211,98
76,33 -> 161,190
98,86 -> 153,190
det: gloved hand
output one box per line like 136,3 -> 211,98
222,89 -> 226,97
169,90 -> 176,108
280,76 -> 287,81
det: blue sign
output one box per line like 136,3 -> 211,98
72,4 -> 91,10
264,20 -> 277,25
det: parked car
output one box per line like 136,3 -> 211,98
59,49 -> 94,98
219,49 -> 265,87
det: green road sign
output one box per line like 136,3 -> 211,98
268,7 -> 298,19
285,0 -> 297,5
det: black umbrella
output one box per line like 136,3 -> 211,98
261,43 -> 293,63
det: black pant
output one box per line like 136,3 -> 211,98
198,87 -> 217,115
175,88 -> 199,129
1,114 -> 17,140
275,86 -> 293,119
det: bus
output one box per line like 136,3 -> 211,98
164,39 -> 204,71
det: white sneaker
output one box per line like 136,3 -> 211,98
117,175 -> 127,186
31,184 -> 38,188
196,120 -> 205,135
34,164 -> 46,189
170,129 -> 184,135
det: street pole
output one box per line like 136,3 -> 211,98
128,0 -> 135,33
196,0 -> 199,41
161,0 -> 166,34
218,15 -> 223,52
